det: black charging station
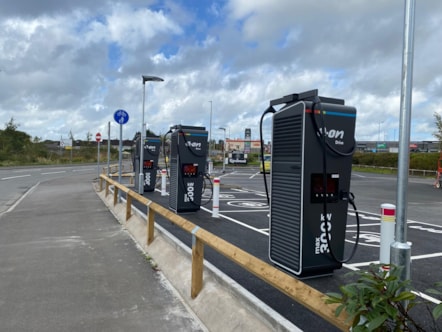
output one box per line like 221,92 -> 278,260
168,125 -> 208,213
268,90 -> 357,278
134,136 -> 161,192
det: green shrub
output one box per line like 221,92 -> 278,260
325,264 -> 442,331
353,152 -> 440,171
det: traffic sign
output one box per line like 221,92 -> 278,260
95,132 -> 102,142
114,109 -> 129,125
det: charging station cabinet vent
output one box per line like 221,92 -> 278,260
268,91 -> 356,278
134,136 -> 161,192
168,125 -> 208,213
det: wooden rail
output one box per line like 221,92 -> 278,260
99,174 -> 351,331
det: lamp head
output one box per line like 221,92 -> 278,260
142,75 -> 164,84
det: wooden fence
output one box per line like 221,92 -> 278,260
99,174 -> 351,331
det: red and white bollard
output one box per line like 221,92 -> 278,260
161,169 -> 167,196
212,177 -> 220,218
379,203 -> 396,271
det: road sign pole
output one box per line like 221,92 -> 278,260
95,132 -> 102,180
113,109 -> 129,202
118,123 -> 123,203
107,122 -> 111,177
97,140 -> 100,180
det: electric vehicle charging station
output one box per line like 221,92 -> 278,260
134,136 -> 161,192
266,90 -> 357,278
168,125 -> 208,213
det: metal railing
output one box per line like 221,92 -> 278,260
98,174 -> 351,331
354,164 -> 437,177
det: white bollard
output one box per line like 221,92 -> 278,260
161,169 -> 167,196
208,161 -> 214,175
212,177 -> 220,218
379,203 -> 396,271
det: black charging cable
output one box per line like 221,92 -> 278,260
162,130 -> 173,179
259,105 -> 276,205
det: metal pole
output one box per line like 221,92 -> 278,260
209,101 -> 212,160
138,75 -> 164,194
69,131 -> 73,164
118,123 -> 123,202
390,0 -> 416,282
219,127 -> 226,173
223,130 -> 226,173
107,121 -> 111,177
97,140 -> 100,180
138,82 -> 146,194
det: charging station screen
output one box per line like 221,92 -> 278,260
311,173 -> 339,203
143,160 -> 154,169
182,163 -> 198,177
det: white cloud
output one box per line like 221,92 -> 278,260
107,3 -> 182,50
0,0 -> 441,144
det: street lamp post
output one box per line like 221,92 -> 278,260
219,127 -> 226,173
139,75 -> 164,195
208,101 -> 213,160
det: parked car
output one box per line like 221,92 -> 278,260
260,154 -> 271,173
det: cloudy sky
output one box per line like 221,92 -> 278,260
0,0 -> 441,144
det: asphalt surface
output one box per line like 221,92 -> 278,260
1,164 -> 440,331
133,167 -> 442,331
0,172 -> 206,331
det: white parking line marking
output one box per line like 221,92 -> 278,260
1,174 -> 31,180
201,207 -> 269,236
41,171 -> 66,175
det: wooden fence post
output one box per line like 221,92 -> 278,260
146,203 -> 155,245
113,187 -> 118,206
191,226 -> 204,299
126,194 -> 132,221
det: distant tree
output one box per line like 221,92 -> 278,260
433,112 -> 442,143
86,131 -> 92,144
0,117 -> 31,154
133,131 -> 141,141
146,129 -> 157,137
69,130 -> 74,143
5,117 -> 18,131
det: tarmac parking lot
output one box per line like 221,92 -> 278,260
3,164 -> 439,330
142,166 -> 442,330
200,168 -> 442,273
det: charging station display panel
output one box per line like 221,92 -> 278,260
169,126 -> 208,213
269,100 -> 356,277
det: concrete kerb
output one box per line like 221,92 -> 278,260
95,186 -> 300,332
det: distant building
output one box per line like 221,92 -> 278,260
356,141 -> 440,153
226,139 -> 270,153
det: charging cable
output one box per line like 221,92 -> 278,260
312,97 -> 360,263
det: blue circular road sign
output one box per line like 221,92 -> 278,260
114,109 -> 129,125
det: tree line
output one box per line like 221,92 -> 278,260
0,118 -> 119,166
1,113 -> 441,167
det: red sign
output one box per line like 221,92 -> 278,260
95,132 -> 102,142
